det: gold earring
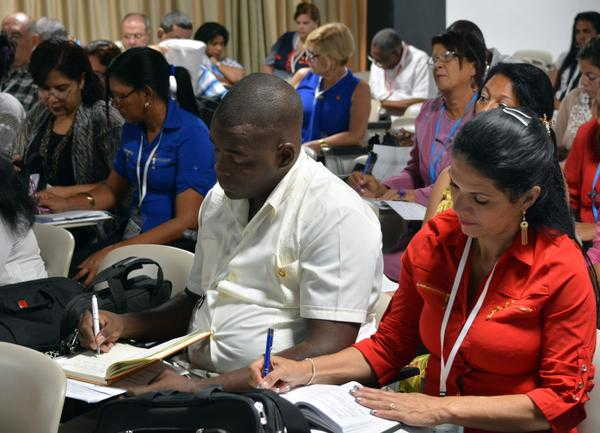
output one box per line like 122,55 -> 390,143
520,211 -> 528,245
144,101 -> 151,110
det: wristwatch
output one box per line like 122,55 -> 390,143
318,138 -> 328,149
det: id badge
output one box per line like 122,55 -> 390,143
123,211 -> 145,240
433,424 -> 463,433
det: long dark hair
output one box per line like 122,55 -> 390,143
453,107 -> 573,239
0,157 -> 36,235
29,39 -> 104,106
107,47 -> 199,118
555,11 -> 600,99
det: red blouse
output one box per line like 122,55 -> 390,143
355,211 -> 596,433
564,118 -> 600,223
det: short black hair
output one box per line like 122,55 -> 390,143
213,73 -> 302,137
485,63 -> 554,121
431,30 -> 487,89
160,10 -> 193,32
194,22 -> 229,45
29,39 -> 104,106
447,20 -> 485,47
371,28 -> 402,55
85,39 -> 122,68
579,35 -> 600,68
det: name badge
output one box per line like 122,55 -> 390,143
123,211 -> 145,240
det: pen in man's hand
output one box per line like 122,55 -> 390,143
91,294 -> 100,357
262,328 -> 274,378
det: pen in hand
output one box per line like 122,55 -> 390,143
91,294 -> 100,357
262,328 -> 274,378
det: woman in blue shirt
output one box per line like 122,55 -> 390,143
290,23 -> 371,154
39,48 -> 216,285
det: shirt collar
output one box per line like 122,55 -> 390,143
162,98 -> 182,130
397,42 -> 410,69
264,148 -> 307,213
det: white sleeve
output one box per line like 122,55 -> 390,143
0,221 -> 14,271
298,204 -> 383,323
411,56 -> 434,99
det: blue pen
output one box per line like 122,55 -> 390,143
262,327 -> 274,378
362,151 -> 378,175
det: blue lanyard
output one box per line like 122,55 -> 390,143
591,162 -> 600,223
429,93 -> 477,183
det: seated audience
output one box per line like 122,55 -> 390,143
553,12 -> 600,107
554,36 -> 600,155
120,12 -> 151,50
157,11 -> 193,41
369,28 -> 433,120
564,92 -> 600,242
0,12 -> 37,111
11,39 -> 122,189
77,73 -> 382,393
291,23 -> 371,153
262,2 -> 320,79
253,107 -> 597,433
85,39 -> 122,83
0,34 -> 26,156
32,17 -> 68,42
424,62 -> 555,222
0,156 -> 46,285
348,30 -> 486,206
38,48 -> 216,284
194,22 -> 245,86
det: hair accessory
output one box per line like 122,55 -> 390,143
169,64 -> 178,97
541,114 -> 551,135
520,210 -> 529,245
144,101 -> 151,110
499,103 -> 532,126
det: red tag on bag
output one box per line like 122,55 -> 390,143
17,300 -> 28,309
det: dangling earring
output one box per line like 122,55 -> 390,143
144,101 -> 151,110
520,211 -> 529,245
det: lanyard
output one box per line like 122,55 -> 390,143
429,93 -> 477,183
136,131 -> 163,208
439,236 -> 497,396
591,162 -> 600,223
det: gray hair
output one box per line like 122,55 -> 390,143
122,12 -> 150,33
160,11 -> 192,32
371,28 -> 403,54
32,17 -> 68,42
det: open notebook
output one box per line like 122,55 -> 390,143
282,382 -> 422,433
57,330 -> 210,385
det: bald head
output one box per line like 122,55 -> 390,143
2,12 -> 34,67
214,73 -> 303,145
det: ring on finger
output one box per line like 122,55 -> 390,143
389,402 -> 396,410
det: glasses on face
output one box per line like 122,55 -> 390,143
38,83 -> 74,100
110,88 -> 136,104
306,50 -> 321,61
427,50 -> 458,66
368,53 -> 400,70
122,32 -> 146,41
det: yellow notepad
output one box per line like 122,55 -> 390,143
57,330 -> 210,385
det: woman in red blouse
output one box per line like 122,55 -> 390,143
564,114 -> 600,242
250,108 -> 597,433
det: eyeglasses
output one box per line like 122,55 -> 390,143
427,50 -> 458,66
122,33 -> 146,40
306,50 -> 321,61
368,52 -> 400,69
38,83 -> 74,100
110,88 -> 136,104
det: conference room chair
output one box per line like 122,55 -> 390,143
0,342 -> 66,433
578,328 -> 600,433
98,244 -> 195,297
32,223 -> 75,278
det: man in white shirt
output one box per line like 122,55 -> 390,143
369,28 -> 434,119
79,73 -> 382,392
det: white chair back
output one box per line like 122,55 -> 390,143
512,49 -> 554,74
32,223 -> 75,277
578,329 -> 600,433
158,39 -> 212,95
0,342 -> 66,433
99,244 -> 195,297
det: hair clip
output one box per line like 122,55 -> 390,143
499,103 -> 532,126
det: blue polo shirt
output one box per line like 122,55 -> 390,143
113,99 -> 216,232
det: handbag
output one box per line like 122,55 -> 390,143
95,386 -> 310,433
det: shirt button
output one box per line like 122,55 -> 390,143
277,268 -> 286,278
581,364 -> 588,372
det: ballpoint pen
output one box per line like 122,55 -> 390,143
91,294 -> 100,357
261,328 -> 274,378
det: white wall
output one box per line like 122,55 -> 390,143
446,0 -> 600,63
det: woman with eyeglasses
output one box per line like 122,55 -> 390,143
85,39 -> 122,84
38,48 -> 216,285
250,107 -> 597,433
290,22 -> 371,154
11,39 -> 123,189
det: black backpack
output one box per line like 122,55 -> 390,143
95,387 -> 310,433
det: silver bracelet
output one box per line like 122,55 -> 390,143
304,357 -> 316,385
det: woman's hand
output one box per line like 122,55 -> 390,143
347,172 -> 386,197
351,386 -> 449,427
36,190 -> 70,212
576,222 -> 597,242
248,355 -> 311,392
75,246 -> 114,286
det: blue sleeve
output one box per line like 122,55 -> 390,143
113,142 -> 127,178
113,123 -> 136,179
175,120 -> 216,196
